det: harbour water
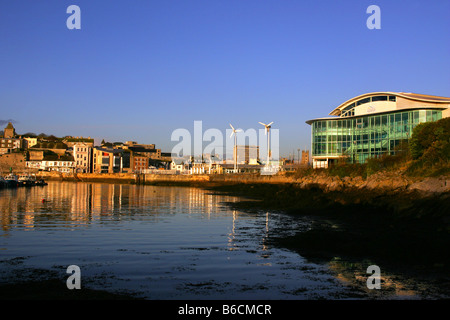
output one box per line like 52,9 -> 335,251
0,181 -> 447,299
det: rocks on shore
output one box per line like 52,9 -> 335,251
295,171 -> 449,195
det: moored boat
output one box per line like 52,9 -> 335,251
18,174 -> 37,186
35,179 -> 48,186
4,173 -> 20,188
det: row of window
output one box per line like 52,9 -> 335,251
313,110 -> 440,132
27,161 -> 74,167
311,109 -> 442,161
313,139 -> 408,154
340,95 -> 396,117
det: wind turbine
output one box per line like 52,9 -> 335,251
230,124 -> 242,172
259,121 -> 273,165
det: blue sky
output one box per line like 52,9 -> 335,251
1,0 -> 449,157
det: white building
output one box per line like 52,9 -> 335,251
73,143 -> 92,173
27,160 -> 75,173
170,160 -> 187,173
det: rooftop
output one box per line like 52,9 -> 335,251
329,92 -> 450,116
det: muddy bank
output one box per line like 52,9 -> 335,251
0,261 -> 141,300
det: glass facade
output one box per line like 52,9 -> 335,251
311,109 -> 442,164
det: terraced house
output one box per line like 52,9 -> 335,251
306,92 -> 450,168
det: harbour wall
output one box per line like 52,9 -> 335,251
35,171 -> 450,195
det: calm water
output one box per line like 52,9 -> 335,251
0,182 -> 447,299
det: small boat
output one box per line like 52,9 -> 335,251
35,179 -> 48,186
18,174 -> 37,186
4,173 -> 20,188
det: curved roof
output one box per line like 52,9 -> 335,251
329,92 -> 450,116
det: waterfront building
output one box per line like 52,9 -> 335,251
133,155 -> 149,173
306,92 -> 450,168
23,137 -> 38,149
26,160 -> 75,173
0,122 -> 23,155
0,137 -> 23,155
170,159 -> 188,173
92,147 -> 131,173
73,143 -> 93,173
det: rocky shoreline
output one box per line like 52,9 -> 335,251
295,171 -> 449,195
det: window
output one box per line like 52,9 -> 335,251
402,112 -> 408,123
389,96 -> 396,102
357,98 -> 371,106
342,103 -> 355,115
371,96 -> 388,102
374,116 -> 380,126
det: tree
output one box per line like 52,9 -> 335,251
409,117 -> 450,164
23,132 -> 37,137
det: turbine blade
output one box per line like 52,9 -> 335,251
229,123 -> 235,130
259,122 -> 266,126
236,129 -> 242,132
230,131 -> 234,138
268,122 -> 273,126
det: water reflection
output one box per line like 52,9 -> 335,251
2,182 -> 344,300
0,182 -> 250,231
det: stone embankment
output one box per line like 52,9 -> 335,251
35,170 -> 450,196
296,171 -> 449,195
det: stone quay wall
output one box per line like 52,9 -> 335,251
34,171 -> 449,196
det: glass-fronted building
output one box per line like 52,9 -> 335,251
306,92 -> 450,168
